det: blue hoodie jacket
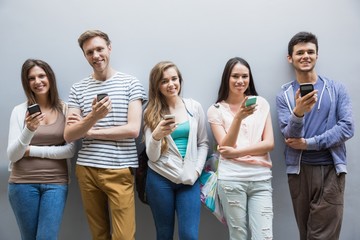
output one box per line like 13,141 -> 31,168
276,76 -> 354,174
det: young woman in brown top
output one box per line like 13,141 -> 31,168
7,59 -> 75,240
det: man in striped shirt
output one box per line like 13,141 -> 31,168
64,30 -> 147,240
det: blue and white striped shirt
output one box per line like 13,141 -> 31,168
68,72 -> 147,169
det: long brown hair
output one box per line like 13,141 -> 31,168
21,59 -> 62,112
143,61 -> 183,153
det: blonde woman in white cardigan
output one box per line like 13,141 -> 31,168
207,57 -> 274,240
143,61 -> 209,240
7,59 -> 75,240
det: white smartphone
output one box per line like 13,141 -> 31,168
245,96 -> 257,107
164,114 -> 175,125
164,114 -> 175,120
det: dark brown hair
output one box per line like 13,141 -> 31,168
216,57 -> 258,103
288,31 -> 318,56
21,59 -> 62,112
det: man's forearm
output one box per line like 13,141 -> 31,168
86,123 -> 140,141
64,113 -> 97,142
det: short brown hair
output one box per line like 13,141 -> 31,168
288,31 -> 318,56
78,30 -> 111,50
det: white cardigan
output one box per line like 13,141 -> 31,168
7,102 -> 76,171
145,98 -> 209,185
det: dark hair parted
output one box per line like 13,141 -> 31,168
21,59 -> 62,112
143,61 -> 183,154
78,30 -> 111,50
288,31 -> 318,56
216,57 -> 258,103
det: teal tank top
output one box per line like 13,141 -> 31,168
171,120 -> 189,158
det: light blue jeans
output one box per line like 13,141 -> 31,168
8,183 -> 68,240
146,168 -> 201,240
218,179 -> 273,240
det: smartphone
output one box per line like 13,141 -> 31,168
28,104 -> 41,115
245,96 -> 257,107
164,114 -> 175,120
300,83 -> 314,97
97,93 -> 108,101
164,114 -> 175,125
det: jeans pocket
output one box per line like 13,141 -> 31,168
262,179 -> 273,193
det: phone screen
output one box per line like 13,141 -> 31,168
300,84 -> 314,96
245,97 -> 257,107
97,93 -> 108,101
28,104 -> 41,115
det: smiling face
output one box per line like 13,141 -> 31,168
228,63 -> 250,97
288,42 -> 318,73
28,66 -> 50,98
159,67 -> 181,100
82,36 -> 112,76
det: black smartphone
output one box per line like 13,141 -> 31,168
300,83 -> 314,97
28,104 -> 41,115
97,93 -> 108,101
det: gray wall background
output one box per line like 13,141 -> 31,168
0,0 -> 359,239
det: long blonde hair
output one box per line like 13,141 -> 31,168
143,61 -> 183,153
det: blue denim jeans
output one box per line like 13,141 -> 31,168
8,183 -> 68,240
146,168 -> 201,240
218,179 -> 273,240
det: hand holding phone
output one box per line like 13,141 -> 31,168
97,93 -> 108,101
27,104 -> 42,131
245,96 -> 257,107
27,104 -> 41,115
300,83 -> 314,97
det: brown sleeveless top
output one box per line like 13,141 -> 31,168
9,112 -> 68,184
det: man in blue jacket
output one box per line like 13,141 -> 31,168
276,32 -> 354,240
